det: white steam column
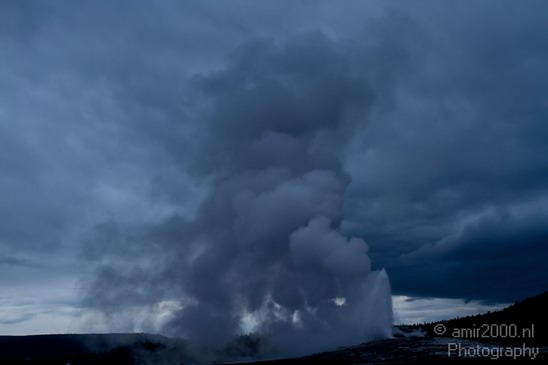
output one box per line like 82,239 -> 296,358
359,269 -> 394,340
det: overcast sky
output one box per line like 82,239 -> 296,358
1,0 -> 547,338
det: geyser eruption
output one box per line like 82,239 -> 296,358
83,33 -> 393,361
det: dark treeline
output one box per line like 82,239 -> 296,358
408,292 -> 548,345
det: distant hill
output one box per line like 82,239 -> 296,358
408,291 -> 548,345
0,333 -> 187,365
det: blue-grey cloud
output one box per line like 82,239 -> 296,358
342,1 -> 548,303
0,0 -> 547,357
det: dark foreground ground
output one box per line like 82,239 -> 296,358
1,292 -> 546,364
222,337 -> 547,364
0,334 -> 546,364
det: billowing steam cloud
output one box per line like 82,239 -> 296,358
83,33 -> 394,360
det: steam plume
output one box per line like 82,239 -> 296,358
83,33 -> 394,361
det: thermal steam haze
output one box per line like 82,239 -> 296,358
80,32 -> 395,357
1,0 -> 548,360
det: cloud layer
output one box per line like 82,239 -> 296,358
1,0 -> 547,350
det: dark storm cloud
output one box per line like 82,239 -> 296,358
1,0 -> 548,351
0,0 -> 208,255
343,1 -> 548,302
0,0 -> 382,255
395,207 -> 548,302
